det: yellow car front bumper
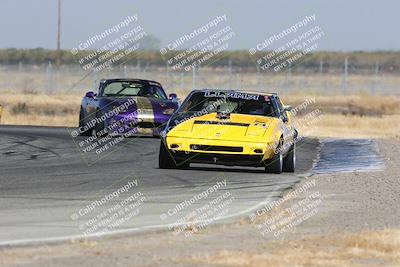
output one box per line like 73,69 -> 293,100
165,136 -> 277,165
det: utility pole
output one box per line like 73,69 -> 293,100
56,0 -> 61,69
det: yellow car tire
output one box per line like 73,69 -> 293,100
283,143 -> 296,172
265,139 -> 283,174
159,141 -> 176,169
159,141 -> 189,169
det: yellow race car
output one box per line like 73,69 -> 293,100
159,90 -> 297,173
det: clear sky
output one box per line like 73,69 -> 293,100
0,0 -> 399,51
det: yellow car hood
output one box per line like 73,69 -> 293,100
168,113 -> 278,142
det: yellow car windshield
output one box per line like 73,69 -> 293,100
180,92 -> 278,117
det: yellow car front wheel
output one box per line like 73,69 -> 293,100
158,141 -> 189,169
283,143 -> 296,172
265,150 -> 283,174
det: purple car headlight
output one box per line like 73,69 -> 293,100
159,102 -> 176,115
162,108 -> 175,115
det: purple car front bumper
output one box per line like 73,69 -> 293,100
105,110 -> 171,136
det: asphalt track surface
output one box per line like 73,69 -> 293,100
0,125 -> 319,245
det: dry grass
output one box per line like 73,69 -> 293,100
0,109 -> 78,127
285,94 -> 400,116
0,93 -> 80,126
0,92 -> 398,138
302,114 -> 400,139
283,94 -> 400,138
190,230 -> 400,267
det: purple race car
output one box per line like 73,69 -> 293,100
78,79 -> 179,137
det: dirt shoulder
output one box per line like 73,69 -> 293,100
285,138 -> 400,235
1,138 -> 399,267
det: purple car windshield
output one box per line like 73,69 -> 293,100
101,81 -> 167,99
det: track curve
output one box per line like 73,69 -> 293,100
0,125 -> 319,245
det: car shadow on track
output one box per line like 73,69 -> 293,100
171,165 -> 268,174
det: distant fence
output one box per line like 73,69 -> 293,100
0,61 -> 398,96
